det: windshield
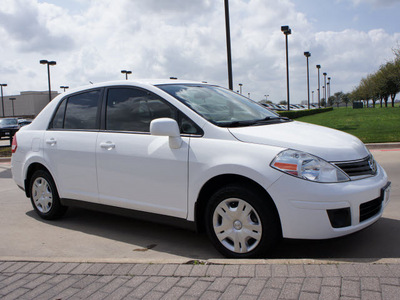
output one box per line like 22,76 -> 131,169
157,84 -> 285,127
0,118 -> 18,126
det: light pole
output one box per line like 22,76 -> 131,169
40,60 -> 56,102
281,25 -> 291,111
238,83 -> 243,94
327,77 -> 331,99
248,92 -> 250,98
304,52 -> 311,109
60,85 -> 69,92
312,90 -> 314,105
323,72 -> 327,104
0,83 -> 7,117
9,97 -> 16,117
121,70 -> 132,80
264,94 -> 269,101
316,65 -> 321,108
224,0 -> 233,90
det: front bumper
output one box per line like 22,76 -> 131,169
267,163 -> 390,239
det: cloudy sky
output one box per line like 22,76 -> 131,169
0,0 -> 399,104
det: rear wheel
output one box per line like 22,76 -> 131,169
30,170 -> 67,220
205,184 -> 280,258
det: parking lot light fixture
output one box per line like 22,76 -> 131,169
281,25 -> 291,111
9,97 -> 16,117
60,86 -> 69,92
304,52 -> 311,109
323,72 -> 327,103
40,60 -> 56,102
121,70 -> 132,80
239,83 -> 243,94
327,77 -> 331,99
316,65 -> 321,108
0,83 -> 7,117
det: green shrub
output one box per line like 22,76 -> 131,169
277,107 -> 333,119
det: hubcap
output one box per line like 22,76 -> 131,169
32,177 -> 53,213
213,198 -> 262,254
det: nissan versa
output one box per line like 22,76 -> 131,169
11,79 -> 391,258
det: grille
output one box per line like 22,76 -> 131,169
359,196 -> 382,223
334,156 -> 376,178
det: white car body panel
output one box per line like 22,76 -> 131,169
229,121 -> 368,162
96,132 -> 189,218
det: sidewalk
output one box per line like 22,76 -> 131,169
1,260 -> 399,299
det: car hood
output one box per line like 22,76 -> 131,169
228,121 -> 368,162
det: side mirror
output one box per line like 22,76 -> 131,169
150,118 -> 182,149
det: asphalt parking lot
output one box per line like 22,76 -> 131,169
0,148 -> 399,263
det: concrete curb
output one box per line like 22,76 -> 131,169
0,256 -> 400,265
366,142 -> 400,150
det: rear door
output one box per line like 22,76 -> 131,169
44,89 -> 102,203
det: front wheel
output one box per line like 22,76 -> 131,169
30,170 -> 67,220
205,184 -> 280,258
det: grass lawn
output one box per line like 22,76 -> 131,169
0,146 -> 11,157
296,107 -> 400,143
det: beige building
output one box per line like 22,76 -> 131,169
0,91 -> 59,118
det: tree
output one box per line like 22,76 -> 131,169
334,92 -> 344,108
279,100 -> 287,105
328,96 -> 335,107
342,93 -> 351,108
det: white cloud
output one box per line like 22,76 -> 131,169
0,0 -> 399,103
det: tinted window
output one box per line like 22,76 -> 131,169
51,99 -> 67,129
64,90 -> 101,130
106,88 -> 176,132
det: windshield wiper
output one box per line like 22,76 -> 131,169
253,116 -> 290,124
220,116 -> 291,128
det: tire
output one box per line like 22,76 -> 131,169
205,184 -> 281,258
29,170 -> 67,220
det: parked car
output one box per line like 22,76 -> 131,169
0,117 -> 19,139
17,119 -> 32,127
11,79 -> 391,258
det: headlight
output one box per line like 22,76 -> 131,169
271,149 -> 350,183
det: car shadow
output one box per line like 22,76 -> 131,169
0,166 -> 12,179
25,208 -> 222,260
26,207 -> 400,262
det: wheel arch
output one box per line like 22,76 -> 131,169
194,174 -> 282,235
24,163 -> 53,198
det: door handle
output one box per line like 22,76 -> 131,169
100,142 -> 116,150
46,138 -> 57,146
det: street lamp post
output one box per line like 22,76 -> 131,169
40,60 -> 56,102
121,70 -> 132,80
327,77 -> 331,99
224,0 -> 233,90
312,90 -> 314,105
238,83 -> 243,94
9,97 -> 16,117
304,51 -> 311,109
323,72 -> 327,104
0,83 -> 7,117
60,86 -> 69,92
316,65 -> 321,108
264,94 -> 269,101
281,25 -> 291,111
